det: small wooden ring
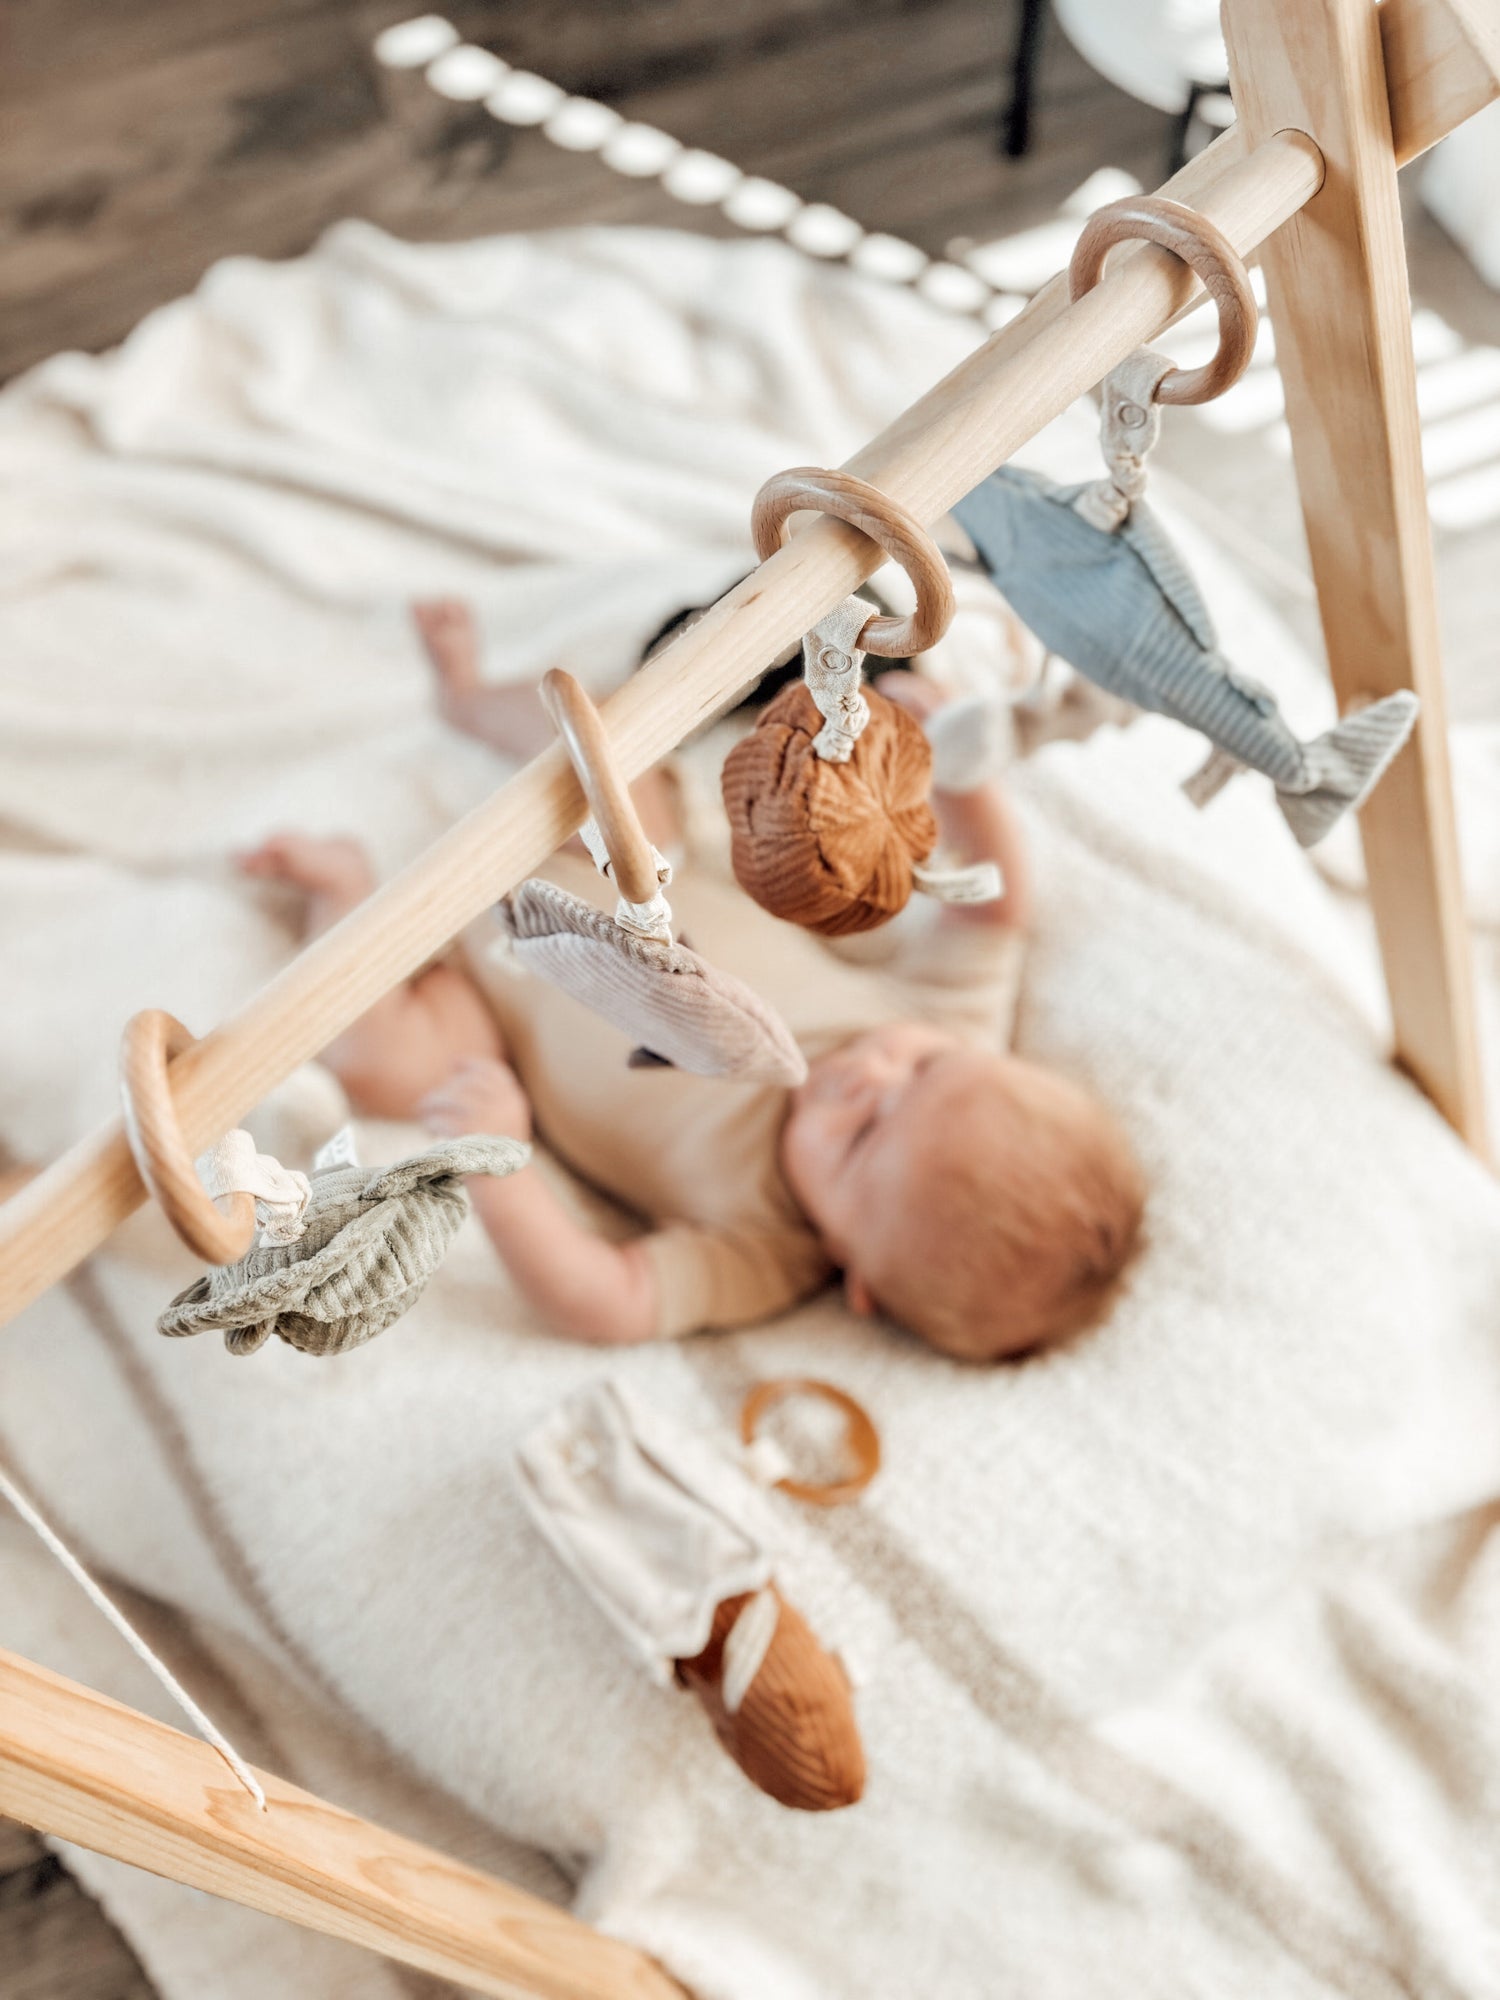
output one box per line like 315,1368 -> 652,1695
540,669 -> 662,906
751,467 -> 957,657
741,1378 -> 881,1507
119,1010 -> 257,1264
1067,195 -> 1258,405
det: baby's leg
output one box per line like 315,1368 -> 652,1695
413,598 -> 683,852
238,833 -> 503,1120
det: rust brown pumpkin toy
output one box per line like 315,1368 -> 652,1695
722,681 -> 941,936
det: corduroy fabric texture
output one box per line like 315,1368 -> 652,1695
158,1136 -> 527,1356
953,467 -> 1419,846
497,878 -> 808,1084
721,683 -> 939,935
675,1588 -> 866,1813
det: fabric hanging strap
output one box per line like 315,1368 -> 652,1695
913,696 -> 1006,906
803,596 -> 873,761
0,1461 -> 267,1810
195,1129 -> 311,1246
1072,347 -> 1178,533
1182,742 -> 1246,806
912,857 -> 1003,904
577,815 -> 676,944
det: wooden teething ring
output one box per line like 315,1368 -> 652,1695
541,669 -> 662,906
1068,195 -> 1259,406
741,1378 -> 881,1507
119,1010 -> 257,1264
751,467 -> 956,658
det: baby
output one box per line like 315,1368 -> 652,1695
239,602 -> 1145,1362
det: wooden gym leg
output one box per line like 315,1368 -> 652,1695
1224,0 -> 1489,1150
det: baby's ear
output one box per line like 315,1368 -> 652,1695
843,1270 -> 878,1318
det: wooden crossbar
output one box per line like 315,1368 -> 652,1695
0,1648 -> 685,2000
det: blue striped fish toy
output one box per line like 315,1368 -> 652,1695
952,457 -> 1417,848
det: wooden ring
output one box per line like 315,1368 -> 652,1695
540,669 -> 662,906
119,1010 -> 257,1264
751,467 -> 957,657
1067,195 -> 1258,405
740,1378 -> 881,1507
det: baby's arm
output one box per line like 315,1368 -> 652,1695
238,833 -> 507,1118
420,1058 -> 659,1345
878,674 -> 1032,931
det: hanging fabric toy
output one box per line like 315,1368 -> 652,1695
157,1126 -> 525,1356
951,197 -> 1418,847
722,466 -> 1002,933
495,669 -> 807,1084
118,1010 -> 526,1355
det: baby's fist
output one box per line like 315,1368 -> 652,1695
419,1056 -> 532,1143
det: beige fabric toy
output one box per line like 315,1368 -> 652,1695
498,668 -> 807,1085
514,1379 -> 865,1812
495,875 -> 806,1083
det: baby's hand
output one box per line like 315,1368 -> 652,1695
419,1056 -> 532,1144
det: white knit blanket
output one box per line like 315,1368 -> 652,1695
3,225 -> 1500,2000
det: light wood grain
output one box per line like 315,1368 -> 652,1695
1384,0 -> 1500,162
540,670 -> 662,905
1067,196 -> 1259,405
0,1648 -> 684,2000
119,1011 -> 258,1264
0,128 -> 1325,1328
750,466 -> 957,657
1224,0 -> 1488,1150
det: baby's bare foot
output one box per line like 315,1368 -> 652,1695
413,598 -> 483,698
236,833 -> 375,938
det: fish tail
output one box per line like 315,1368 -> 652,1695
1276,692 -> 1419,847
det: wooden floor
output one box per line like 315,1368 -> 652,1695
0,0 -> 1168,382
4,0 -> 1499,1991
0,1818 -> 154,2000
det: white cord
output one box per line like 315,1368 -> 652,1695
0,1463 -> 268,1811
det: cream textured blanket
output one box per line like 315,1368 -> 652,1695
3,225 -> 1500,2000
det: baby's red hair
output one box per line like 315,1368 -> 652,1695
862,1056 -> 1145,1362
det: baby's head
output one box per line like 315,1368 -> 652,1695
779,1023 -> 1144,1362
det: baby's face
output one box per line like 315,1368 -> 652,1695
780,1022 -> 975,1289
